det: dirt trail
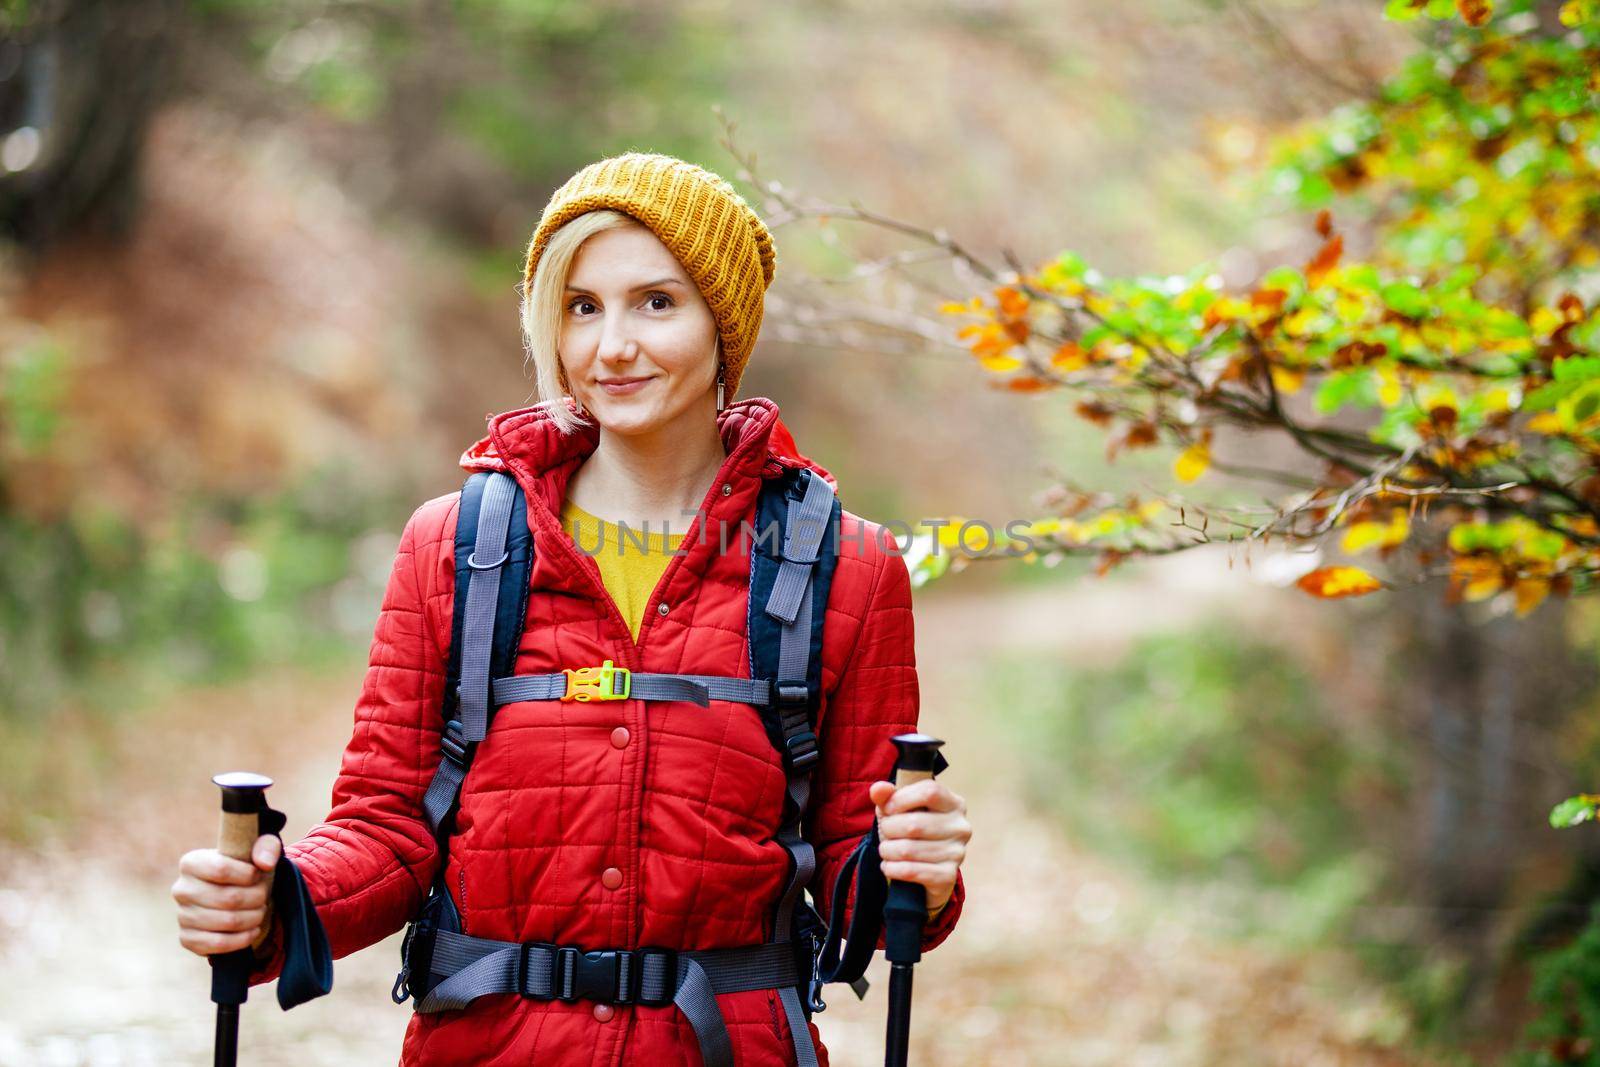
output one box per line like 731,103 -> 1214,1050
0,551 -> 1436,1066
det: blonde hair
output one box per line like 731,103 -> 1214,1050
518,208 -> 722,436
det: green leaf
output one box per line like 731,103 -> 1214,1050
1314,369 -> 1376,415
1553,355 -> 1600,383
1524,380 -> 1578,412
1560,381 -> 1600,427
1380,281 -> 1430,319
1550,795 -> 1600,828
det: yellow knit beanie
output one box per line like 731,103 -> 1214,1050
523,151 -> 777,400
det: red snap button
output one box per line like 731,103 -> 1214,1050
593,1002 -> 615,1022
610,726 -> 630,749
601,867 -> 623,890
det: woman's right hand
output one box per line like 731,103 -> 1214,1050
172,834 -> 281,957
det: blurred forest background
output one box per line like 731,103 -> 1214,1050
4,1 -> 1600,1064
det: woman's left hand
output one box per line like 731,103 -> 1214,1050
868,777 -> 970,916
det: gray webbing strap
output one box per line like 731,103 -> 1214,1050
422,473 -> 517,836
764,472 -> 835,626
779,984 -> 820,1067
762,473 -> 834,1067
417,930 -> 800,1067
491,673 -> 773,708
674,960 -> 734,1067
416,937 -> 518,1012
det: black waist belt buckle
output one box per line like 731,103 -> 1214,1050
521,943 -> 678,1009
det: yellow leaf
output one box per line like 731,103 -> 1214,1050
1296,566 -> 1383,599
1270,366 -> 1306,394
978,352 -> 1024,372
1531,306 -> 1563,338
940,301 -> 972,315
1283,308 -> 1319,336
1481,386 -> 1514,413
1174,440 -> 1211,483
1340,508 -> 1410,554
934,520 -> 968,548
1527,411 -> 1565,434
1333,294 -> 1367,324
1341,522 -> 1387,554
1377,364 -> 1403,407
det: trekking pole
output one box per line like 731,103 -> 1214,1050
882,732 -> 945,1067
210,771 -> 275,1067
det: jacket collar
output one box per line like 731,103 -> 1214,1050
458,395 -> 835,520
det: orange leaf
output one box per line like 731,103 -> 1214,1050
1124,421 -> 1159,449
1296,565 -> 1383,599
1051,342 -> 1089,371
1456,0 -> 1492,26
1075,399 -> 1114,426
1315,209 -> 1333,238
1251,288 -> 1288,312
1306,234 -> 1344,287
996,286 -> 1030,318
1513,577 -> 1550,617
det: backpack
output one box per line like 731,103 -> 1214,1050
390,467 -> 886,1067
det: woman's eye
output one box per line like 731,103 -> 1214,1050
568,298 -> 596,315
645,292 -> 674,311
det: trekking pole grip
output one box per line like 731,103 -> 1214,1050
214,772 -> 275,952
884,733 -> 945,949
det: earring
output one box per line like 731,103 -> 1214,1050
715,365 -> 726,413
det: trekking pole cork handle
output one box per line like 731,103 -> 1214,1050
215,771 -> 271,857
214,771 -> 275,952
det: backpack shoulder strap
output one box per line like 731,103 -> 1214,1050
748,466 -> 841,769
748,467 -> 840,1062
421,470 -> 533,839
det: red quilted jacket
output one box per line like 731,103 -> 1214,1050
249,395 -> 965,1066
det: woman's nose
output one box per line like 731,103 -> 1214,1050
596,311 -> 640,364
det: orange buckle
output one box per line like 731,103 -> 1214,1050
561,660 -> 631,702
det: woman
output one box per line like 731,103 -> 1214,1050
172,152 -> 970,1066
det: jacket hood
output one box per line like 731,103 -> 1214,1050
458,396 -> 836,515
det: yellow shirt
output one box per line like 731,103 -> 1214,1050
560,497 -> 687,642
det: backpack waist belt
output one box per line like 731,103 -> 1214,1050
415,931 -> 801,1067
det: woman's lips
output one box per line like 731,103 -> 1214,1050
598,377 -> 652,396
